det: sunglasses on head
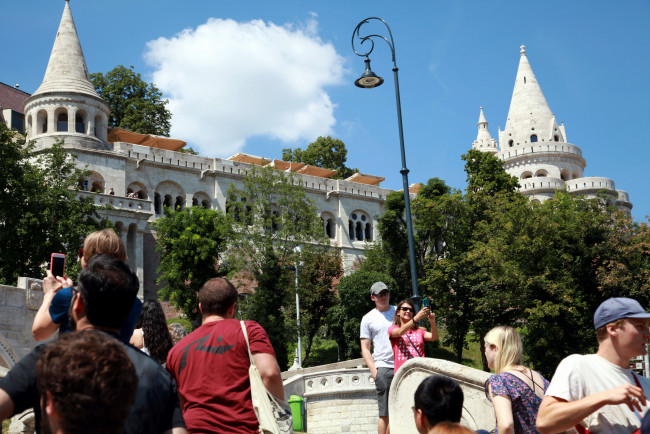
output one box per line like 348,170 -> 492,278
399,306 -> 415,313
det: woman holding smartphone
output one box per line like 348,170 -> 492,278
388,299 -> 438,372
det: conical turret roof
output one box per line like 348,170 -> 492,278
472,107 -> 498,154
503,46 -> 556,144
32,1 -> 100,98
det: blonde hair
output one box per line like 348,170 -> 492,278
84,229 -> 127,262
484,326 -> 523,373
596,318 -> 627,342
430,421 -> 474,434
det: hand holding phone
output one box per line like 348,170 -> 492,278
50,253 -> 66,278
422,298 -> 431,308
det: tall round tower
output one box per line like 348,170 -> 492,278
23,0 -> 110,151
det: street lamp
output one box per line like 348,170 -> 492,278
352,17 -> 422,310
294,246 -> 303,368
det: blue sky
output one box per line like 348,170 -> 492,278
3,1 -> 649,221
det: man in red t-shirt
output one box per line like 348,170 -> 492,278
166,278 -> 284,433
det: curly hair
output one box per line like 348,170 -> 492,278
136,300 -> 173,364
36,331 -> 137,434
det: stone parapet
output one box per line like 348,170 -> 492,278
565,176 -> 616,194
518,176 -> 565,193
389,358 -> 494,433
498,142 -> 584,163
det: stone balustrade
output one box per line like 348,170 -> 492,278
282,357 -> 495,434
518,176 -> 565,193
565,176 -> 616,193
499,142 -> 583,160
77,190 -> 154,214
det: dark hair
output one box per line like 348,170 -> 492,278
199,278 -> 238,316
414,375 -> 464,427
36,331 -> 138,434
77,255 -> 139,329
393,299 -> 419,330
135,300 -> 174,364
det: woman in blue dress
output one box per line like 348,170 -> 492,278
484,326 -> 549,434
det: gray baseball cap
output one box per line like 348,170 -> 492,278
593,297 -> 650,330
370,282 -> 389,295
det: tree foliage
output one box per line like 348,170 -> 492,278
228,166 -> 329,368
91,65 -> 172,136
328,270 -> 397,360
154,207 -> 232,322
282,136 -> 358,179
0,123 -> 108,284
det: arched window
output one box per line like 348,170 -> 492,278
57,112 -> 68,132
202,200 -> 209,209
154,193 -> 161,214
554,135 -> 559,142
508,140 -> 513,147
192,198 -> 198,207
530,134 -> 538,143
163,195 -> 172,209
75,113 -> 85,133
325,218 -> 334,239
356,221 -> 363,241
174,196 -> 184,210
521,172 -> 533,180
348,220 -> 354,240
365,223 -> 372,241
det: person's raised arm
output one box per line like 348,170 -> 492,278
536,384 -> 646,434
360,338 -> 377,380
32,272 -> 71,341
252,352 -> 285,400
423,312 -> 438,341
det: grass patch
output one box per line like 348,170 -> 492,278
166,317 -> 193,333
426,329 -> 484,370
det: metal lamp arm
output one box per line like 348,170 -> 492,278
352,17 -> 397,67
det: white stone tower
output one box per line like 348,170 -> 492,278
23,0 -> 110,151
473,45 -> 632,211
471,107 -> 498,154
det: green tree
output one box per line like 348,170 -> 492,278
287,248 -> 342,366
154,206 -> 232,322
91,65 -> 172,136
0,124 -> 108,284
282,136 -> 358,179
228,165 -> 328,368
328,270 -> 397,360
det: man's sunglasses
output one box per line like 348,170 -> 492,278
375,290 -> 390,297
399,307 -> 415,313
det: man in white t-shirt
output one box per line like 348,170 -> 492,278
537,297 -> 650,434
360,281 -> 396,434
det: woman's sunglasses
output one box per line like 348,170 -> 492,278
399,307 -> 415,313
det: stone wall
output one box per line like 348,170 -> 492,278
0,279 -> 44,368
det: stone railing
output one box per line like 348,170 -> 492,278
282,357 -> 495,434
565,176 -> 616,193
389,358 -> 494,433
518,176 -> 565,193
499,142 -> 583,160
77,190 -> 154,214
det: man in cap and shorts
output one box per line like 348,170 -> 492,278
537,297 -> 650,434
360,282 -> 396,434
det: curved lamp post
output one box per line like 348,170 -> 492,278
352,17 -> 422,310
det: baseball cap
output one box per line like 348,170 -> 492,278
593,297 -> 650,330
370,282 -> 389,295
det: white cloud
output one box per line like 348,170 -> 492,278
144,17 -> 345,156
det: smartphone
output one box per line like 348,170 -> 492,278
50,253 -> 66,278
422,298 -> 430,308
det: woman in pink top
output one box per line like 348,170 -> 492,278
388,299 -> 438,371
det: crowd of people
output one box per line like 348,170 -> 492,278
0,229 -> 649,433
361,281 -> 650,434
